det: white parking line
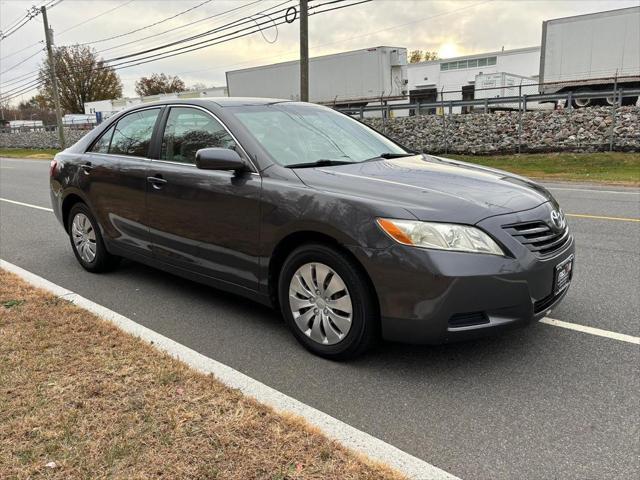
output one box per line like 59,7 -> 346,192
0,259 -> 458,480
0,197 -> 53,212
0,157 -> 50,163
540,318 -> 639,345
547,186 -> 640,195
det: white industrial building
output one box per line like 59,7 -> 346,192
406,46 -> 541,113
84,86 -> 228,121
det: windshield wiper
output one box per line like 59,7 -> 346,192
285,159 -> 355,169
363,152 -> 416,162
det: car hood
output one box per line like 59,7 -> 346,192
292,155 -> 554,224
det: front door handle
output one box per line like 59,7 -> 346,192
147,175 -> 167,189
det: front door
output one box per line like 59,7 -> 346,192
145,106 -> 262,291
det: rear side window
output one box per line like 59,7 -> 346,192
89,125 -> 114,153
109,108 -> 160,158
161,107 -> 236,164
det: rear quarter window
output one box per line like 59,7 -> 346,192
89,125 -> 115,153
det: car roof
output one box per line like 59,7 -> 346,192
206,97 -> 294,107
133,97 -> 295,108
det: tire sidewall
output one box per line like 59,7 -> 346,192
278,244 -> 374,358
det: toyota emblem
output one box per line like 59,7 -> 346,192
550,210 -> 565,230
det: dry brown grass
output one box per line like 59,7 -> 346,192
0,270 -> 405,480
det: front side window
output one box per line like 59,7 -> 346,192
109,108 -> 160,157
161,107 -> 236,164
231,104 -> 406,167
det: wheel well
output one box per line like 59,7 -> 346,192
268,231 -> 380,315
61,194 -> 84,232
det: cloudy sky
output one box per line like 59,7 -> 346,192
1,0 -> 637,102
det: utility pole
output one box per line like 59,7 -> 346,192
41,5 -> 65,149
299,0 -> 309,102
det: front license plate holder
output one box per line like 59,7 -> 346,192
554,254 -> 574,295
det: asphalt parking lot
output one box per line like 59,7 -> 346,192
1,156 -> 638,480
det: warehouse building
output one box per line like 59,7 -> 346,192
407,46 -> 541,113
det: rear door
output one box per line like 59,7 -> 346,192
82,107 -> 162,256
146,105 -> 262,290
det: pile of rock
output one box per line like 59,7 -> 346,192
0,128 -> 87,150
364,106 -> 639,154
1,106 -> 638,154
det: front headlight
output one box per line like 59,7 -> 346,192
377,218 -> 505,256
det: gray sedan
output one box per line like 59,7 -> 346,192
50,98 -> 574,359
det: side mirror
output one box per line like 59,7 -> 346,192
195,148 -> 248,172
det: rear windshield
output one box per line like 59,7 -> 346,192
229,103 -> 406,166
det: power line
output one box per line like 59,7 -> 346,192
74,0 -> 215,46
0,48 -> 45,76
95,0 -> 265,55
5,0 -> 469,92
0,0 -> 264,86
0,70 -> 41,89
0,0 -> 370,103
56,0 -> 136,36
0,0 -> 60,41
1,6 -> 38,41
104,0 -> 297,64
0,40 -> 44,63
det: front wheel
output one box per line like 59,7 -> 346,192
278,243 -> 378,360
68,203 -> 119,272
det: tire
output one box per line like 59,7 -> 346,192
67,203 -> 119,273
278,243 -> 378,360
572,97 -> 591,108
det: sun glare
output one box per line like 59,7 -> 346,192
438,42 -> 460,59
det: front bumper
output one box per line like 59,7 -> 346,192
350,204 -> 575,344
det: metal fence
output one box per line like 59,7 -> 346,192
0,117 -> 97,133
338,83 -> 640,119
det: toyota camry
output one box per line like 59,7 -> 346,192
50,98 -> 574,359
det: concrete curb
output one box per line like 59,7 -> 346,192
1,259 -> 459,480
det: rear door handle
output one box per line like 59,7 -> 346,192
80,163 -> 93,174
147,175 -> 167,189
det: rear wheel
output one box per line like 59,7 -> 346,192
572,96 -> 592,108
278,243 -> 377,360
68,203 -> 119,272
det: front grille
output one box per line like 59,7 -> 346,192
502,220 -> 570,256
448,312 -> 489,328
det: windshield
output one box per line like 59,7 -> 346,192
230,103 -> 407,167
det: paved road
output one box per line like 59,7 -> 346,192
1,157 -> 639,480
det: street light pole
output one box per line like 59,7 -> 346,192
41,5 -> 65,149
299,0 -> 309,102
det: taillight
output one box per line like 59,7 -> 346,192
49,160 -> 58,177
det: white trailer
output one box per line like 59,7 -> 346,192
226,46 -> 408,106
539,6 -> 640,106
474,72 -> 552,110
